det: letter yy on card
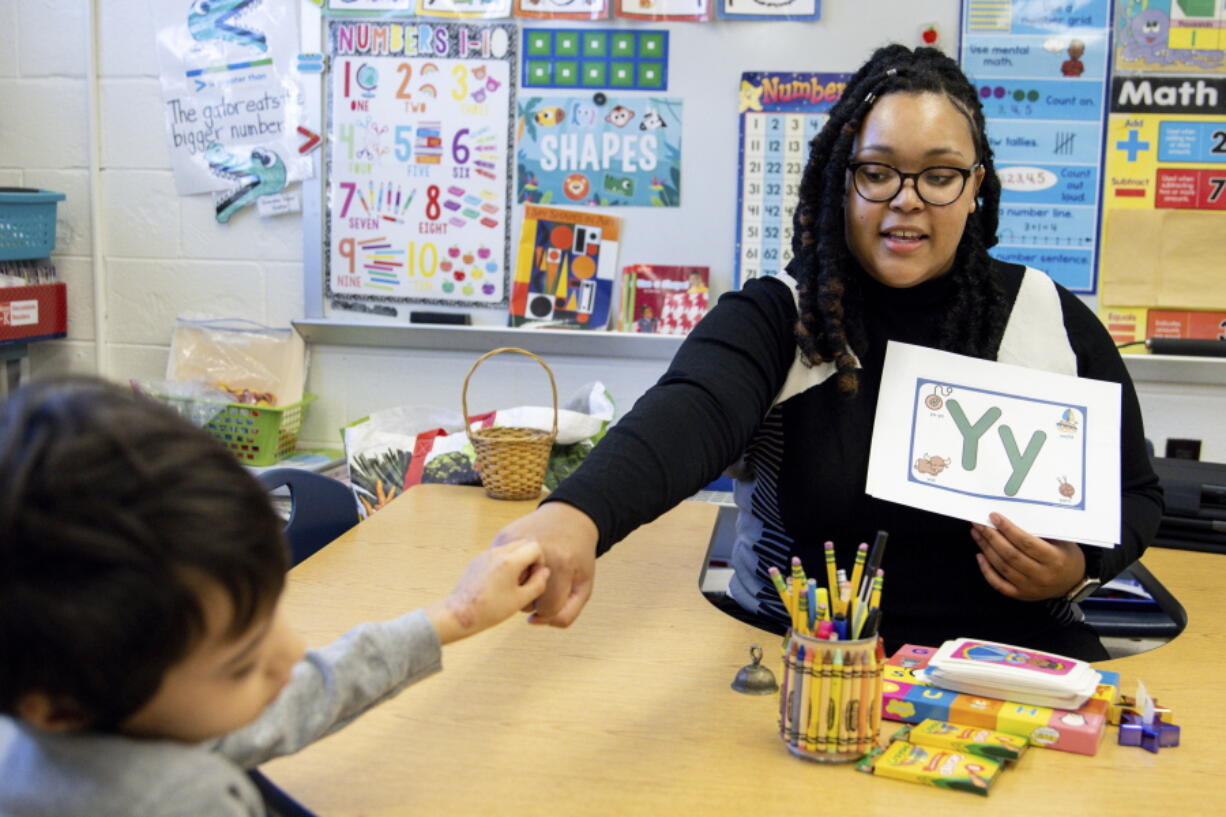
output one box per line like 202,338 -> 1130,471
865,341 -> 1121,547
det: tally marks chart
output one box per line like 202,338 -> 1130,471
326,20 -> 517,309
734,72 -> 848,288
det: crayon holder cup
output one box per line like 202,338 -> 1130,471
778,630 -> 882,763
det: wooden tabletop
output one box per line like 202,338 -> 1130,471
263,485 -> 1223,816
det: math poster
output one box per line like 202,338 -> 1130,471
326,21 -> 515,307
866,342 -> 1121,547
734,72 -> 848,287
516,96 -> 682,206
960,0 -> 1113,294
511,205 -> 621,329
154,0 -> 311,197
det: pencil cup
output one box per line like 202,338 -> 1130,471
778,630 -> 882,763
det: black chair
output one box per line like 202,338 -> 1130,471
257,468 -> 360,565
247,468 -> 361,817
1080,562 -> 1187,641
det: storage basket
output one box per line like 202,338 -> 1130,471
0,188 -> 66,261
462,348 -> 558,500
158,392 -> 317,466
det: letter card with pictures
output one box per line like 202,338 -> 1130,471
735,72 -> 848,288
865,342 -> 1121,547
326,20 -> 515,308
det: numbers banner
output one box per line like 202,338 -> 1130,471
326,21 -> 516,307
734,72 -> 848,288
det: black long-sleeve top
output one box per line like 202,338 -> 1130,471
549,260 -> 1163,655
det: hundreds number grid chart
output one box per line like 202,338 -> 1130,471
736,112 -> 823,284
734,71 -> 848,289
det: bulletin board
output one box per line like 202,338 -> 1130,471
300,2 -> 964,326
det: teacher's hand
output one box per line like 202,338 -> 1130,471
970,513 -> 1085,602
489,501 -> 598,627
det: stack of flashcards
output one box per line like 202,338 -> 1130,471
919,638 -> 1100,710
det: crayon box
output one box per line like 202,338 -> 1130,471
871,739 -> 1002,796
879,644 -> 1120,756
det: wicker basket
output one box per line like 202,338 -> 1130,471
462,347 -> 558,500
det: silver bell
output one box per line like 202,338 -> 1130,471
731,644 -> 778,695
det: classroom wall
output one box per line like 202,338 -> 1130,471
3,0 -> 1225,460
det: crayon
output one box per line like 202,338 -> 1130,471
858,650 -> 874,751
779,638 -> 796,741
791,646 -> 807,746
839,651 -> 859,754
815,649 -> 832,752
827,650 -> 843,752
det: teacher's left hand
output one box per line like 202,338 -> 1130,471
970,513 -> 1085,602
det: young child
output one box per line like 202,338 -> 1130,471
0,377 -> 549,816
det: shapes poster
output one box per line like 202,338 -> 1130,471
1114,0 -> 1226,74
735,72 -> 848,287
516,96 -> 682,206
511,206 -> 621,328
717,0 -> 820,21
326,21 -> 516,307
960,0 -> 1112,294
155,0 -> 311,196
866,342 -> 1121,548
615,0 -> 710,21
514,0 -> 609,19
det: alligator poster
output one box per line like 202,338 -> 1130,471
154,0 -> 311,202
516,95 -> 682,207
325,20 -> 516,307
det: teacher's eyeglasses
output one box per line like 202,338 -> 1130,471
848,162 -> 981,207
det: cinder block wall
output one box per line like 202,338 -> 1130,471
2,1 -> 1223,458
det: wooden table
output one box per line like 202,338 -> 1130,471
264,485 -> 1224,815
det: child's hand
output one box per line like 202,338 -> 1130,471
427,539 -> 550,645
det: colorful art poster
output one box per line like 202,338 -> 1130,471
717,0 -> 819,21
961,0 -> 1112,294
516,96 -> 682,206
155,0 -> 311,197
418,0 -> 513,18
514,0 -> 609,19
734,71 -> 848,288
615,0 -> 710,22
1114,0 -> 1226,73
866,342 -> 1122,548
511,205 -> 621,328
326,21 -> 516,307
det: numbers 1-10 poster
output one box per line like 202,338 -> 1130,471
326,21 -> 516,307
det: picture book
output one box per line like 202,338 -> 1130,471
617,264 -> 708,335
510,205 -> 621,329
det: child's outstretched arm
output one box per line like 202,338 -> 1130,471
428,538 -> 551,644
215,539 -> 549,768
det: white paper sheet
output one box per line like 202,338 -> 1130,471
866,342 -> 1121,547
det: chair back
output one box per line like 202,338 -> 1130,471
257,468 -> 360,566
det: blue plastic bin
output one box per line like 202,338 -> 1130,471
0,188 -> 66,261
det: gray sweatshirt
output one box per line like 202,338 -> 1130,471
0,609 -> 442,817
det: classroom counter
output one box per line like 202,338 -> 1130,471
264,485 -> 1223,816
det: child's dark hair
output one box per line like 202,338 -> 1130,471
0,377 -> 288,730
789,44 -> 1008,391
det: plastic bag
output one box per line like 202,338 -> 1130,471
165,316 -> 306,407
344,382 -> 615,517
129,378 -> 233,429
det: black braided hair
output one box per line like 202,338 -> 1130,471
788,45 -> 1007,393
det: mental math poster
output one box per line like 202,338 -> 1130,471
516,96 -> 682,206
866,342 -> 1121,548
155,0 -> 311,198
326,21 -> 516,307
734,72 -> 848,287
960,0 -> 1112,294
